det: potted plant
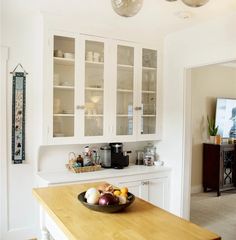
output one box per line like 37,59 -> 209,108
207,116 -> 219,143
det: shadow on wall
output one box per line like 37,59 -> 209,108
206,96 -> 217,121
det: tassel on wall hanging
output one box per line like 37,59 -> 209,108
10,64 -> 28,164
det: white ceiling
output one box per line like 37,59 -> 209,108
6,0 -> 235,43
38,0 -> 236,37
220,61 -> 236,68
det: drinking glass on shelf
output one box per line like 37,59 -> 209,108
54,98 -> 61,114
53,74 -> 60,85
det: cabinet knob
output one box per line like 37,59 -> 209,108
76,105 -> 85,110
141,181 -> 149,185
135,107 -> 142,111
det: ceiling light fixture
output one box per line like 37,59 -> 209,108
181,0 -> 209,7
111,0 -> 143,17
111,0 -> 209,18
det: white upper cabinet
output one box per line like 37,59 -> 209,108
43,32 -> 161,144
79,35 -> 110,143
139,48 -> 159,140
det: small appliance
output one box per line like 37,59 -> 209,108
109,142 -> 130,169
100,145 -> 111,168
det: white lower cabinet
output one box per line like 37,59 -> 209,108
148,177 -> 168,209
116,176 -> 169,210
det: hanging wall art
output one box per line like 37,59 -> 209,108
11,64 -> 28,164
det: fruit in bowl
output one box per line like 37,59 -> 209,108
85,184 -> 129,205
98,193 -> 119,206
78,184 -> 135,213
84,187 -> 100,204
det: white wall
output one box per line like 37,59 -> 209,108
2,0 -> 236,239
191,65 -> 236,193
159,13 -> 236,218
1,1 -> 43,239
1,1 -> 163,239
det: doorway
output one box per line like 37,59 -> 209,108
186,61 -> 236,240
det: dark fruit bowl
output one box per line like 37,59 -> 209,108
78,191 -> 135,213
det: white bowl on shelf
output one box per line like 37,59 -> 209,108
63,53 -> 74,59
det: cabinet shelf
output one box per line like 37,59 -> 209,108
53,114 -> 74,117
85,114 -> 103,117
142,90 -> 156,94
117,64 -> 134,69
117,89 -> 133,93
54,85 -> 74,90
85,61 -> 104,67
117,114 -> 133,117
85,87 -> 104,91
54,57 -> 75,66
142,66 -> 157,71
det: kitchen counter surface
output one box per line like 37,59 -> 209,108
33,182 -> 221,240
36,165 -> 171,185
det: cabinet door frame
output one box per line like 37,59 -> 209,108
79,34 -> 110,143
44,30 -> 79,145
147,177 -> 169,210
137,44 -> 162,141
109,40 -> 139,142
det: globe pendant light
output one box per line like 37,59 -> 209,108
182,0 -> 209,7
111,0 -> 143,17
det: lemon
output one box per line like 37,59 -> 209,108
113,190 -> 121,196
120,192 -> 128,199
120,187 -> 128,194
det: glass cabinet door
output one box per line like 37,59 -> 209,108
116,45 -> 134,135
141,48 -> 157,134
84,40 -> 104,136
53,36 -> 75,138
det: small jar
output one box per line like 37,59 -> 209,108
215,135 -> 221,145
76,155 -> 84,167
228,138 -> 234,144
144,154 -> 154,166
54,49 -> 63,58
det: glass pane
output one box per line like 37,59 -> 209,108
53,116 -> 74,137
53,36 -> 75,137
84,116 -> 103,136
117,117 -> 133,135
142,48 -> 157,68
85,40 -> 104,136
117,45 -> 134,66
116,45 -> 134,135
142,49 -> 157,134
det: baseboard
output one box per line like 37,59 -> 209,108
191,185 -> 203,194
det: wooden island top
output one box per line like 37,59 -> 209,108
33,182 -> 221,240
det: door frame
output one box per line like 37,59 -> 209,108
0,46 -> 9,239
182,57 -> 236,219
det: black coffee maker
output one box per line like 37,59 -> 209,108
109,142 -> 130,169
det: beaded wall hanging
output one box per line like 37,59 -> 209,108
11,64 -> 28,164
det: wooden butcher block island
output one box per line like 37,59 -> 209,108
33,182 -> 221,240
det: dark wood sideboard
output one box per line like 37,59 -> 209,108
203,143 -> 236,196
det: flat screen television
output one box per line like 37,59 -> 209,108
215,98 -> 236,138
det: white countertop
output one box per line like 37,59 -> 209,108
36,165 -> 171,186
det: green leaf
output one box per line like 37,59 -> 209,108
207,115 -> 218,136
